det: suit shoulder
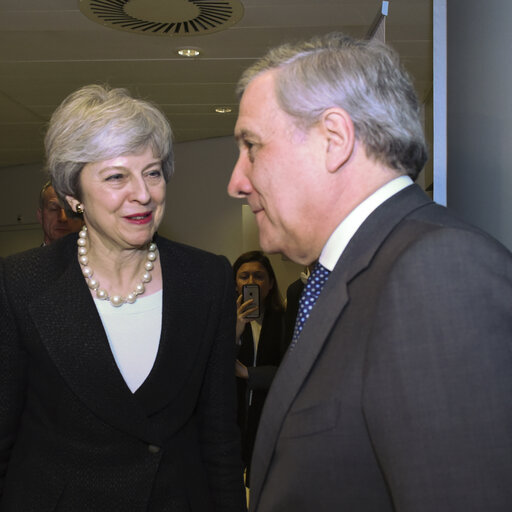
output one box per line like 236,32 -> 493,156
404,203 -> 512,258
3,236 -> 76,290
382,210 -> 512,287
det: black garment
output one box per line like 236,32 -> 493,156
249,184 -> 512,512
236,308 -> 285,485
0,234 -> 246,511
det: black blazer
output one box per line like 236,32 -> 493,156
249,185 -> 512,512
0,234 -> 246,512
236,308 -> 285,474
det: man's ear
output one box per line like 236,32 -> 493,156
65,195 -> 80,213
36,208 -> 43,225
321,108 -> 355,173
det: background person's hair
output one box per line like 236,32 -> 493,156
44,84 -> 174,215
38,180 -> 53,209
233,250 -> 284,313
236,32 -> 428,179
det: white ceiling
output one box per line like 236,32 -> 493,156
0,0 -> 432,169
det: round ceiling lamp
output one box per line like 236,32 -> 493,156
79,0 -> 244,37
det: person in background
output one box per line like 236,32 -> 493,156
228,32 -> 512,511
0,84 -> 246,511
37,180 -> 83,245
233,251 -> 285,487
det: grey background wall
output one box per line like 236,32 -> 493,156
446,0 -> 512,250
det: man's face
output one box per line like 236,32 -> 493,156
228,71 -> 329,264
37,186 -> 83,245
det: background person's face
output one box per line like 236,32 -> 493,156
37,186 -> 83,244
236,261 -> 274,304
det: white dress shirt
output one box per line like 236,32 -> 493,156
320,176 -> 413,271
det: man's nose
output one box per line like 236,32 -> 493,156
58,208 -> 68,222
227,153 -> 252,198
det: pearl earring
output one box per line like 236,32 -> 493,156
76,203 -> 84,214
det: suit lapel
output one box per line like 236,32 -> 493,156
250,184 -> 432,509
28,241 -> 157,444
134,237 -> 216,419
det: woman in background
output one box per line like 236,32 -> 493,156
0,84 -> 246,511
233,250 -> 286,486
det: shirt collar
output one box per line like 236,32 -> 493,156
319,175 -> 413,271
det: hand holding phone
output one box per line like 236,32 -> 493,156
242,284 -> 260,318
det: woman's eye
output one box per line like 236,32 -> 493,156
105,173 -> 124,182
145,169 -> 163,179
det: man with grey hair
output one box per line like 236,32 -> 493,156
228,32 -> 512,512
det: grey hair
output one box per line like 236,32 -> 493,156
44,84 -> 174,213
237,32 -> 428,178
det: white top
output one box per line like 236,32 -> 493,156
320,176 -> 413,271
94,290 -> 163,393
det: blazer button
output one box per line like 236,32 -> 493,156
148,444 -> 161,454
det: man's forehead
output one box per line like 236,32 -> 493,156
43,188 -> 60,206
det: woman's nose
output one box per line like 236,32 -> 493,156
131,177 -> 151,203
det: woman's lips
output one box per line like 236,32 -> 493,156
124,212 -> 153,225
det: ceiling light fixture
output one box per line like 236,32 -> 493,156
79,0 -> 244,37
215,107 -> 232,113
177,48 -> 200,57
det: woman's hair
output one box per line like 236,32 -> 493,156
44,84 -> 174,214
236,32 -> 428,179
233,250 -> 284,313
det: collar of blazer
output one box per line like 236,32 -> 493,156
249,184 -> 432,509
26,234 -> 214,445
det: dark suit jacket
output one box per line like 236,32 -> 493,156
236,308 -> 285,476
249,185 -> 512,512
0,234 -> 246,512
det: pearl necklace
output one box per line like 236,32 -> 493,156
77,225 -> 157,307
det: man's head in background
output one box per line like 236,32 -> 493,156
37,181 -> 83,245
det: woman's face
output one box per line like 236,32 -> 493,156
236,261 -> 274,303
67,146 -> 166,251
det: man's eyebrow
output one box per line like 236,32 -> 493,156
235,129 -> 256,142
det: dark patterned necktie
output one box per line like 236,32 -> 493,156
291,262 -> 331,344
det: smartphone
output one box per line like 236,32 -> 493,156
242,284 -> 260,318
